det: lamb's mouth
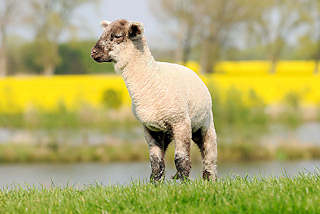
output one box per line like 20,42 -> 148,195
93,57 -> 113,63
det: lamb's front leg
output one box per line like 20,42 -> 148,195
144,127 -> 165,182
172,120 -> 192,181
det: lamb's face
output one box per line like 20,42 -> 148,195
91,19 -> 144,63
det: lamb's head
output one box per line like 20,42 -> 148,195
91,19 -> 144,63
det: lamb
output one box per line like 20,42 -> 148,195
91,19 -> 217,182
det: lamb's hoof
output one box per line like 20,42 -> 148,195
172,172 -> 179,180
150,174 -> 165,184
202,170 -> 217,182
172,172 -> 190,182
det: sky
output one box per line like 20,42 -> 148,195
72,0 -> 170,49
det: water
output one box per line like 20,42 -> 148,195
0,161 -> 319,188
261,122 -> 320,145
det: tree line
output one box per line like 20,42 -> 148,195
1,0 -> 320,76
151,0 -> 320,74
0,0 -> 102,76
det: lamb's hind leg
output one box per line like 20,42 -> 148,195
193,120 -> 218,181
172,119 -> 192,181
144,127 -> 166,182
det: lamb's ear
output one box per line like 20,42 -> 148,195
128,22 -> 144,40
100,20 -> 111,29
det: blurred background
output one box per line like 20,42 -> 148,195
0,0 -> 320,187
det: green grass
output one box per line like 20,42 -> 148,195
0,174 -> 319,213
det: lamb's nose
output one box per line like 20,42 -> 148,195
91,49 -> 97,55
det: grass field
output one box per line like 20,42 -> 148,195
0,61 -> 320,113
0,174 -> 319,213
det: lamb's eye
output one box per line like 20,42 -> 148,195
114,34 -> 122,39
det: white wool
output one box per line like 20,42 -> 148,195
114,38 -> 213,133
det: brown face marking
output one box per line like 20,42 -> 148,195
91,19 -> 144,63
91,19 -> 130,63
105,19 -> 129,43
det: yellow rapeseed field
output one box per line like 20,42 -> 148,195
0,61 -> 319,113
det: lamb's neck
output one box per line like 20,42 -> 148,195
117,48 -> 160,105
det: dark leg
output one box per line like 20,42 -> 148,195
144,127 -> 171,182
172,119 -> 192,181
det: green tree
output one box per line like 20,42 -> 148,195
299,0 -> 320,74
193,0 -> 262,73
151,0 -> 262,73
20,40 -> 114,75
20,41 -> 43,74
57,41 -> 114,74
27,0 -> 98,75
0,0 -> 19,76
150,0 -> 197,64
55,43 -> 86,75
250,0 -> 308,73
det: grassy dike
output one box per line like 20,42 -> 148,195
0,174 -> 319,213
